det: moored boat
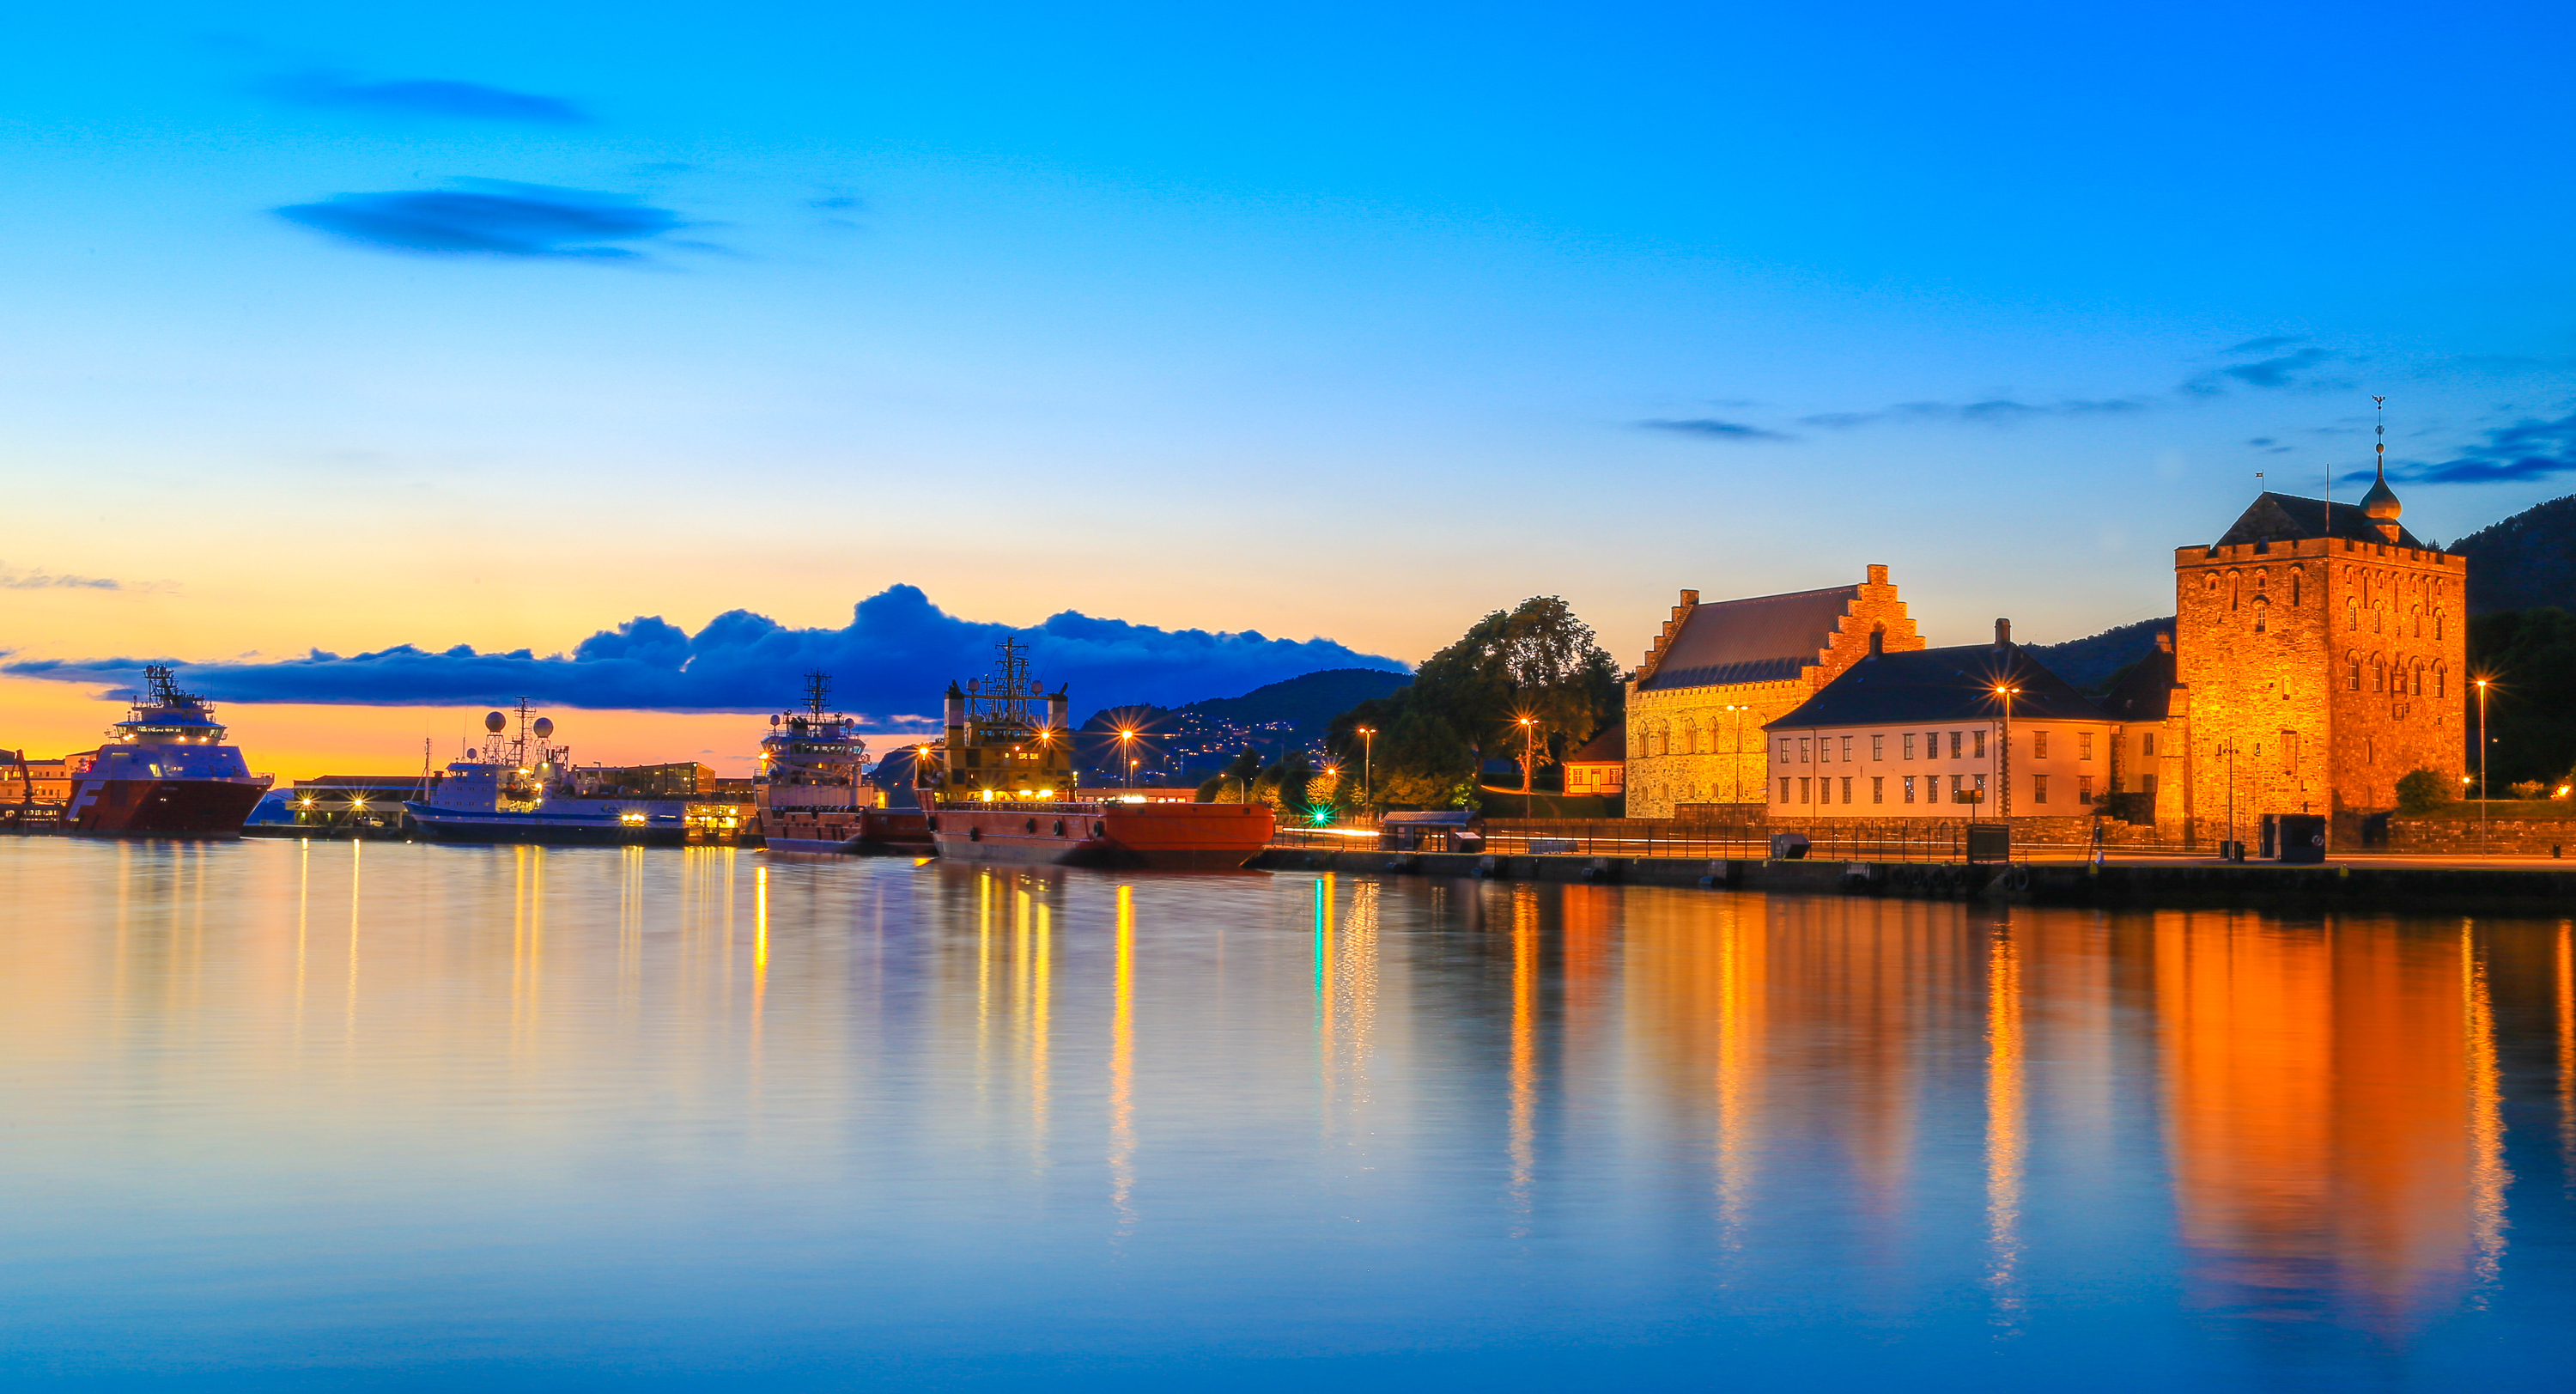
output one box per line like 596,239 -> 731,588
405,703 -> 696,845
915,640 -> 1273,868
754,673 -> 930,855
58,667 -> 273,837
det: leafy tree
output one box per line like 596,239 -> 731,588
1325,595 -> 1622,809
1195,748 -> 1266,802
2395,767 -> 2452,814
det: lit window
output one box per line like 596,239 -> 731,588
1840,735 -> 1852,761
2033,775 -> 2049,805
1972,730 -> 1986,758
1871,734 -> 1884,760
2033,731 -> 2048,759
1904,733 -> 1916,759
1872,776 -> 1884,803
1903,776 -> 1916,804
1801,739 -> 1810,764
2079,732 -> 2093,760
1949,731 -> 1962,758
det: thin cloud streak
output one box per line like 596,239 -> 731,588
275,180 -> 683,259
268,72 -> 586,124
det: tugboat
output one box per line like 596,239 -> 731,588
405,702 -> 691,845
58,667 -> 273,836
917,639 -> 1273,868
754,673 -> 931,854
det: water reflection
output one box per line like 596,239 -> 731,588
0,840 -> 2569,1387
2154,912 -> 2511,1330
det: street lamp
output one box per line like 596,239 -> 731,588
1991,683 -> 2020,820
2219,740 -> 2239,859
1117,728 -> 1137,789
2475,676 -> 2491,855
1356,726 -> 1375,805
1518,715 -> 1538,805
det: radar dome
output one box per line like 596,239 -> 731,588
532,717 -> 555,739
483,711 -> 507,734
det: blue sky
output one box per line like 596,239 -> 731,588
3,1 -> 2573,733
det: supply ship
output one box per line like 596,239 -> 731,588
56,667 -> 272,836
755,673 -> 931,854
406,702 -> 708,845
915,640 -> 1273,868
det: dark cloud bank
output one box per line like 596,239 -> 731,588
276,180 -> 680,259
3,586 -> 1410,727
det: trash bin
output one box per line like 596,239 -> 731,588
2275,813 -> 2326,864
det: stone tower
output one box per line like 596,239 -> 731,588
2167,468 -> 2466,843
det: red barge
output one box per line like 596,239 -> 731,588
914,640 -> 1273,869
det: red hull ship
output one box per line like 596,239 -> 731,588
915,640 -> 1273,869
64,667 -> 272,837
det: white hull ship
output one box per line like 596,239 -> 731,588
405,703 -> 692,845
755,673 -> 929,854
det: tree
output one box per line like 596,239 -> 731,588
1195,747 -> 1265,803
1326,595 -> 1622,809
2395,767 -> 2452,814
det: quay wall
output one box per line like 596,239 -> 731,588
1252,846 -> 2576,910
2386,817 -> 2576,858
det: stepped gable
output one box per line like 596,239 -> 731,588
1636,584 -> 1865,690
1767,642 -> 2107,729
2214,491 -> 2428,551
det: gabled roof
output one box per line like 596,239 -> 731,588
2215,492 -> 2429,551
1765,643 -> 2108,729
1565,721 -> 1625,764
1637,585 -> 1859,691
2098,643 -> 2177,723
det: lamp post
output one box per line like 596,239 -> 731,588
2476,677 -> 2490,855
1356,726 -> 1375,806
1518,715 -> 1538,807
1992,683 -> 2020,820
1724,704 -> 1751,805
2219,740 -> 2239,859
1117,728 -> 1136,789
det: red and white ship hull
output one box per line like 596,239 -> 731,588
757,807 -> 935,855
927,800 -> 1273,869
66,776 -> 270,837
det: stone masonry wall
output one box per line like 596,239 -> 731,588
1625,564 -> 1924,819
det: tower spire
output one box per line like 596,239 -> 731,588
2360,395 -> 2403,541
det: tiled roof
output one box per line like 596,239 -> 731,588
1765,643 -> 2108,729
2214,492 -> 2429,551
2099,644 -> 2176,723
1637,585 -> 1858,692
1565,722 -> 1625,764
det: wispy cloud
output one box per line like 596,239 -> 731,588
1800,398 -> 2148,429
2182,337 -> 2344,396
2,584 -> 1409,722
275,180 -> 683,259
268,72 -> 585,123
1638,418 -> 1793,441
2247,437 -> 2294,454
2339,411 -> 2576,488
0,563 -> 119,591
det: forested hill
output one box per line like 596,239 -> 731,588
1171,667 -> 1411,735
2024,618 -> 2173,691
2451,494 -> 2576,614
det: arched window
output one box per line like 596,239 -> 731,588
2291,569 -> 2302,607
2347,600 -> 2360,632
2347,655 -> 2361,691
2435,667 -> 2446,698
2435,610 -> 2445,640
2372,660 -> 2385,692
2252,594 -> 2269,633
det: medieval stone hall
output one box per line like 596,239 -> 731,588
1623,565 -> 1923,818
1618,466 -> 2469,844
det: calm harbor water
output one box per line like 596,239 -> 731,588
3,839 -> 2572,1391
